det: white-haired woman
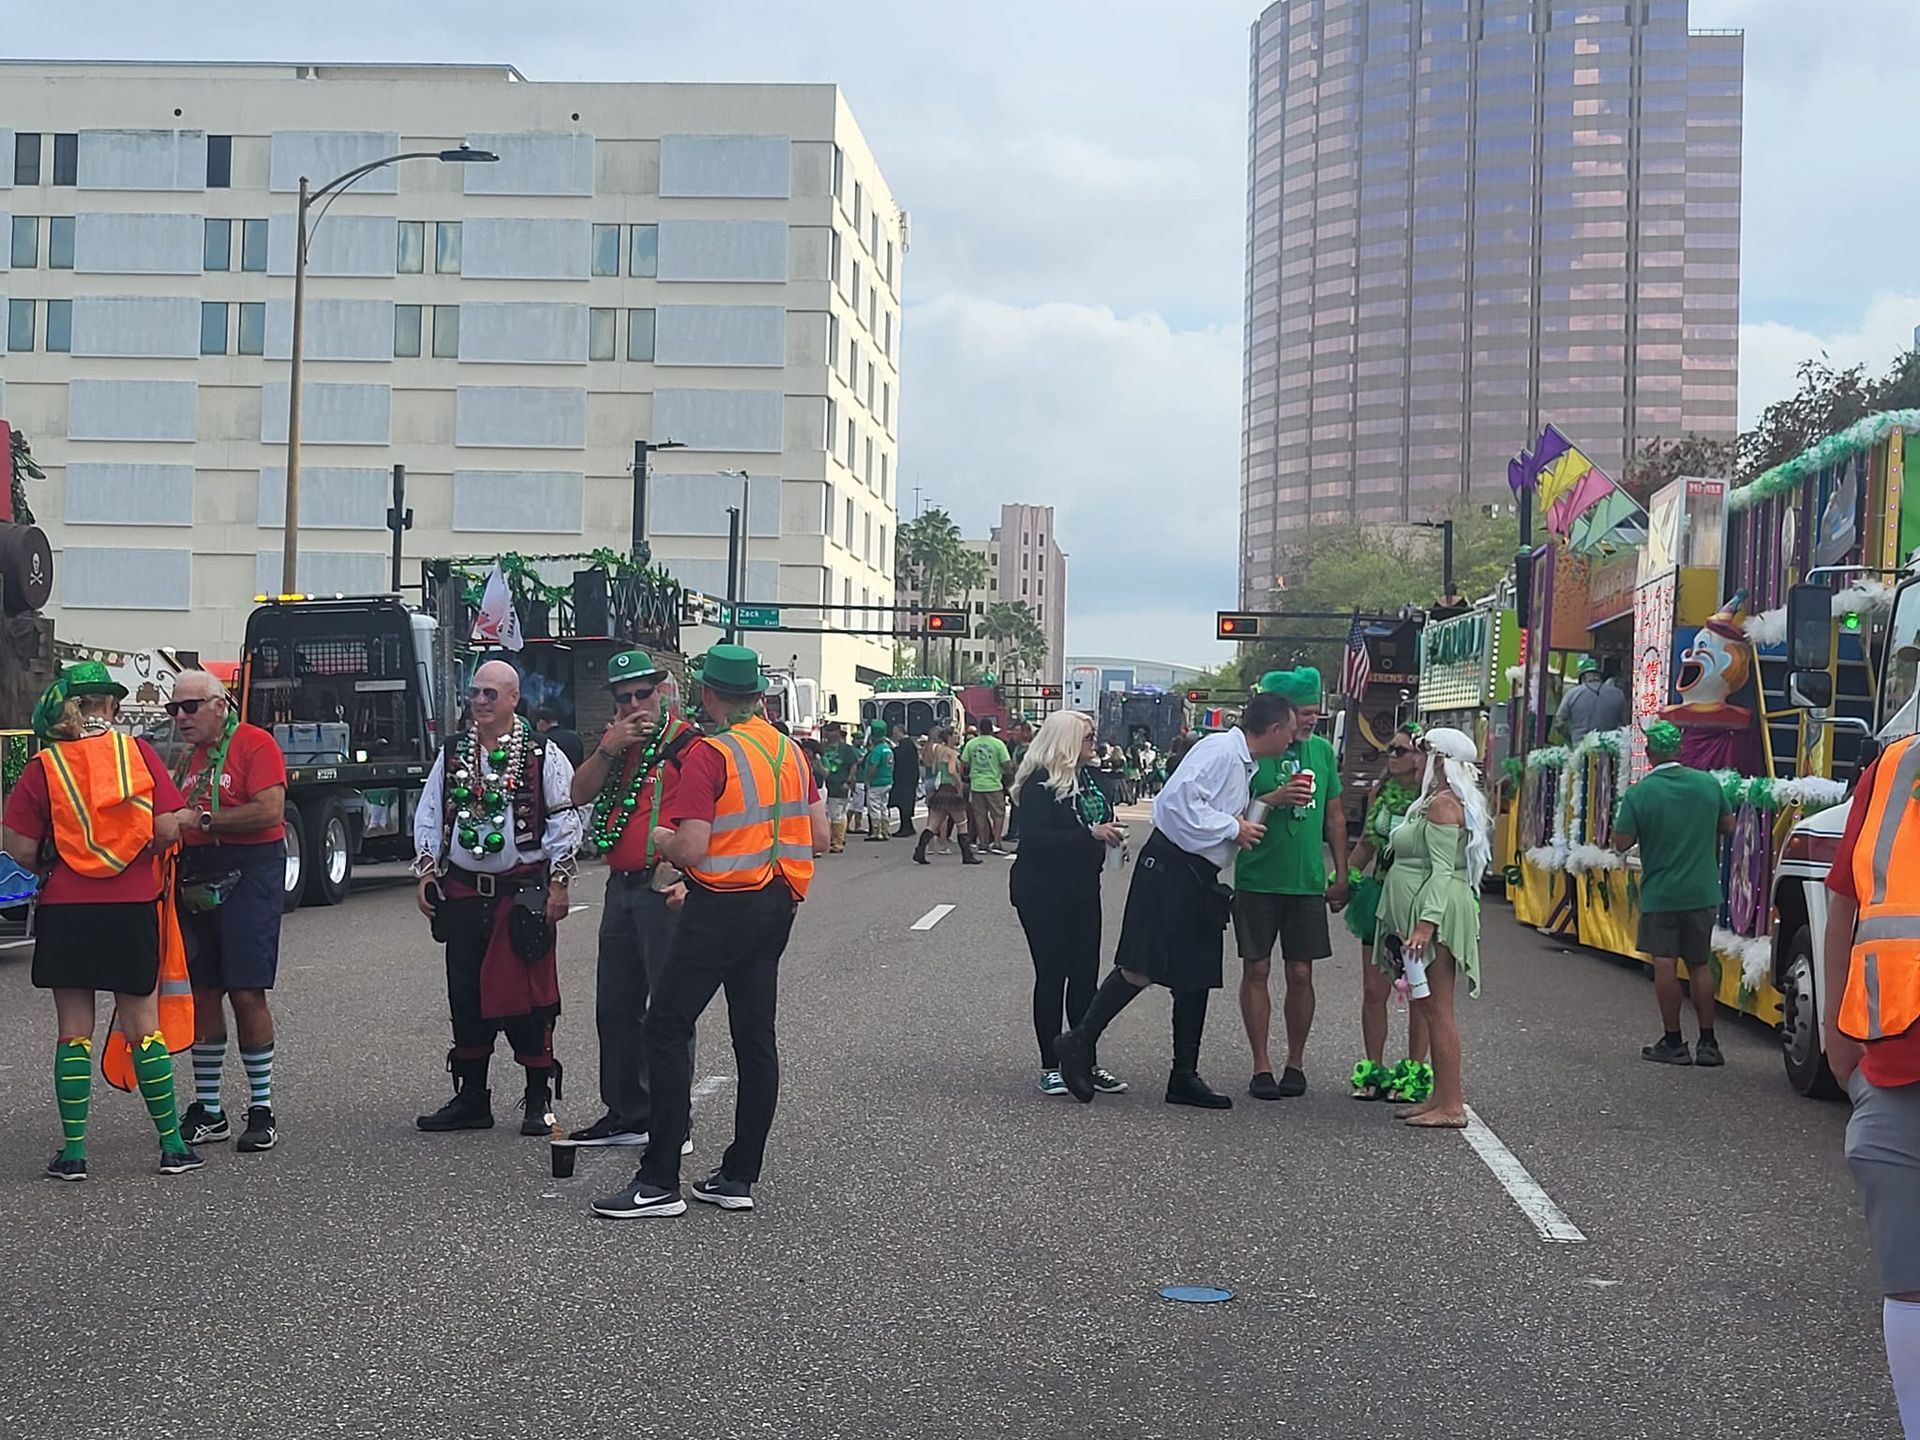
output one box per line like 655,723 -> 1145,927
1010,710 -> 1128,1096
1375,726 -> 1488,1129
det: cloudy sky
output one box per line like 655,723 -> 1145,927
7,1 -> 1916,668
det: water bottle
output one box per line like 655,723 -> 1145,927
1244,799 -> 1271,826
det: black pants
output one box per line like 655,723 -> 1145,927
891,786 -> 917,835
595,872 -> 682,1126
1015,885 -> 1101,1068
638,882 -> 797,1188
443,894 -> 554,1067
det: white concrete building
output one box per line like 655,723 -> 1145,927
0,61 -> 904,709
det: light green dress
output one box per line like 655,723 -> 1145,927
1375,814 -> 1481,997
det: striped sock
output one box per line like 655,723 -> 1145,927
55,1036 -> 92,1161
192,1039 -> 226,1116
241,1045 -> 273,1110
131,1032 -> 184,1152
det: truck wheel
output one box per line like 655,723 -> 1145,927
1781,924 -> 1842,1100
304,797 -> 352,908
281,800 -> 306,913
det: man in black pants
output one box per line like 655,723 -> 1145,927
1056,693 -> 1298,1109
887,723 -> 920,841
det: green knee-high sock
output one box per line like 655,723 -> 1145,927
55,1036 -> 92,1160
131,1032 -> 185,1152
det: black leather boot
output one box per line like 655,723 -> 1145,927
913,831 -> 933,865
520,1064 -> 557,1136
959,832 -> 984,866
1166,989 -> 1231,1109
1056,969 -> 1146,1102
416,1055 -> 494,1132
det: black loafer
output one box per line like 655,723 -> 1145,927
1248,1071 -> 1283,1100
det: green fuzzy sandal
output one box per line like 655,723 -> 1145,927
1350,1059 -> 1391,1101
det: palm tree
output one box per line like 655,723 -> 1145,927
979,601 -> 1034,686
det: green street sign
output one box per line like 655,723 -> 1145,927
734,605 -> 781,629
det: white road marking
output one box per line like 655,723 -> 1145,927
0,938 -> 33,950
911,904 -> 956,931
1461,1105 -> 1587,1244
567,903 -> 592,914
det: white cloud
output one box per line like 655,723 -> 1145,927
1739,291 -> 1920,427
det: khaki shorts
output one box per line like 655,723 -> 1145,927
972,790 -> 1008,837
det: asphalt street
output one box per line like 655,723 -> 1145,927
0,803 -> 1899,1439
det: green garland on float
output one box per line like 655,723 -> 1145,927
1727,408 -> 1920,512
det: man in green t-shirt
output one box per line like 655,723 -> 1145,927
1234,668 -> 1349,1100
818,723 -> 863,853
858,721 -> 895,841
960,718 -> 1014,853
1613,720 -> 1735,1067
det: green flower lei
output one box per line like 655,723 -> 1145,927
174,709 -> 242,813
1073,767 -> 1113,829
586,715 -> 688,858
1365,775 -> 1420,839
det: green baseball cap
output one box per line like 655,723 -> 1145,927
606,649 -> 665,685
695,643 -> 768,696
1576,656 -> 1600,675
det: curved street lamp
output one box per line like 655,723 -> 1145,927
280,145 -> 498,594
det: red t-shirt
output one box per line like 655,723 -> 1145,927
602,732 -> 696,873
2,737 -> 186,904
1824,756 -> 1920,1086
662,738 -> 821,828
180,723 -> 287,846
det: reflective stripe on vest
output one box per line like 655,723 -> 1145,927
40,731 -> 157,879
686,717 -> 815,898
1844,733 -> 1920,1042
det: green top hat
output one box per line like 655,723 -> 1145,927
694,644 -> 767,696
64,661 -> 127,700
606,648 -> 665,685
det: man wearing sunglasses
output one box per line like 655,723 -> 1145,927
564,650 -> 701,1148
412,659 -> 581,1138
170,668 -> 289,1155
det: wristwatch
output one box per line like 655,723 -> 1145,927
197,810 -> 214,832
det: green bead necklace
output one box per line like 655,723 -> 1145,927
587,716 -> 685,858
450,718 -> 531,859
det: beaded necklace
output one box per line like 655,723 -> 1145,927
448,717 -> 532,859
175,710 -> 241,813
587,715 -> 688,859
1073,768 -> 1113,828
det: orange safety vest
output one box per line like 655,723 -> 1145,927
1843,732 -> 1920,1042
686,715 -> 816,900
36,732 -> 194,1088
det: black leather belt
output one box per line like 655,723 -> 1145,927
447,863 -> 545,899
609,866 -> 658,886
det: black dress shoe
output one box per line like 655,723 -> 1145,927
1166,1070 -> 1233,1109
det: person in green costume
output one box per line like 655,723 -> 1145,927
1344,724 -> 1433,1104
1375,727 -> 1489,1129
1234,667 -> 1349,1101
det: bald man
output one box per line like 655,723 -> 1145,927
413,660 -> 581,1137
171,667 -> 289,1154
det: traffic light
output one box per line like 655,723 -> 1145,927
1039,685 -> 1060,700
923,609 -> 969,636
1216,612 -> 1262,639
1186,688 -> 1211,703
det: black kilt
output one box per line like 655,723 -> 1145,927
32,901 -> 161,994
1112,832 -> 1231,991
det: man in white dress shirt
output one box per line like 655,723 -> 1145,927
1056,692 -> 1300,1108
411,660 -> 581,1137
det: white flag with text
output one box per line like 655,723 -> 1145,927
470,562 -> 524,652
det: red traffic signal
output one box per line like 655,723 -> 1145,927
1039,685 -> 1060,699
923,610 -> 968,635
1186,689 -> 1211,703
1216,612 -> 1262,639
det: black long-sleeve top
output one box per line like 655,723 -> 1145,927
1009,770 -> 1110,904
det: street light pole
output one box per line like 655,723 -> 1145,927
724,505 -> 743,645
630,436 -> 685,563
280,146 -> 497,595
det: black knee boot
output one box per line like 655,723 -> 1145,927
913,830 -> 932,865
1166,990 -> 1231,1109
417,1053 -> 494,1132
521,1062 -> 558,1136
1056,968 -> 1144,1103
958,831 -> 983,865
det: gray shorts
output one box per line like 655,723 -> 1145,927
1845,1070 -> 1920,1295
1636,907 -> 1715,967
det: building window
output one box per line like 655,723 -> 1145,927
13,132 -> 40,186
865,437 -> 874,484
6,299 -> 32,353
844,498 -> 854,549
45,299 -> 71,353
591,223 -> 620,277
868,288 -> 877,336
854,180 -> 864,230
589,307 -> 615,361
206,135 -> 232,188
824,481 -> 835,536
48,215 -> 74,270
828,314 -> 840,377
435,221 -> 462,275
241,218 -> 268,272
830,230 -> 842,289
879,453 -> 888,501
849,340 -> 860,388
846,418 -> 856,470
238,301 -> 265,355
863,512 -> 872,564
879,524 -> 888,576
9,215 -> 35,269
826,396 -> 838,448
200,301 -> 228,355
51,133 -> 77,186
630,224 -> 658,278
396,220 -> 424,274
432,304 -> 460,358
882,382 -> 891,430
884,311 -> 893,356
866,363 -> 875,410
852,260 -> 863,307
203,217 -> 230,271
627,308 -> 656,361
832,145 -> 845,201
394,304 -> 422,358
886,239 -> 895,288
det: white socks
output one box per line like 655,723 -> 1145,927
1886,1298 -> 1920,1436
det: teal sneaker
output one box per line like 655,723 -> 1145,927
1039,1070 -> 1069,1096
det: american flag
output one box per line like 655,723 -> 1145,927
1339,616 -> 1372,699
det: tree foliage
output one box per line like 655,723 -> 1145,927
1621,433 -> 1738,503
979,600 -> 1048,686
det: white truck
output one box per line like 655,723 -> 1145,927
1770,573 -> 1916,1097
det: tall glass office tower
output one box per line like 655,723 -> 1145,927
1239,0 -> 1742,602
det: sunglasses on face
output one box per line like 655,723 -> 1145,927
1387,743 -> 1415,757
165,698 -> 216,717
466,686 -> 501,703
613,686 -> 659,706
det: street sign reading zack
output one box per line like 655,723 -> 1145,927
734,605 -> 781,629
